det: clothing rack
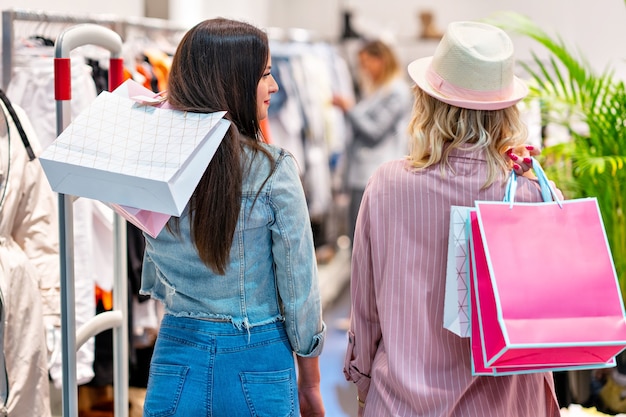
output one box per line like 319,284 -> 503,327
1,8 -> 185,417
1,7 -> 188,90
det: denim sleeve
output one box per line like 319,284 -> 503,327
139,247 -> 157,297
268,152 -> 326,357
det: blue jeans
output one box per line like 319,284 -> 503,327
143,315 -> 299,416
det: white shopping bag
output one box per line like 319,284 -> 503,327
39,79 -> 229,216
443,205 -> 472,337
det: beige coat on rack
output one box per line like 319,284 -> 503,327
0,98 -> 59,417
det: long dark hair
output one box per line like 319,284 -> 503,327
167,18 -> 273,274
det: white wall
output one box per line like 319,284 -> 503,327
168,0 -> 271,29
262,0 -> 626,80
4,0 -> 626,79
1,0 -> 144,18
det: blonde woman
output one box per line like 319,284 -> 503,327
344,22 -> 560,416
332,40 -> 413,242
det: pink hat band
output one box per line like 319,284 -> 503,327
407,21 -> 528,110
425,65 -> 514,103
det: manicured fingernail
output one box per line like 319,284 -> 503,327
513,164 -> 521,171
526,145 -> 534,150
509,154 -> 519,161
523,157 -> 532,164
506,148 -> 513,155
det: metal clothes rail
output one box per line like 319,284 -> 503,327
1,7 -> 187,90
54,23 -> 127,417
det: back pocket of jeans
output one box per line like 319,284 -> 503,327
144,363 -> 189,417
240,369 -> 296,417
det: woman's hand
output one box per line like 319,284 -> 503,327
357,390 -> 367,417
299,385 -> 325,417
506,144 -> 565,200
506,145 -> 541,177
297,356 -> 325,416
331,94 -> 354,112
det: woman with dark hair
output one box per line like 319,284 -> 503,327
140,18 -> 326,416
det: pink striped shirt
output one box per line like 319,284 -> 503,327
344,147 -> 561,416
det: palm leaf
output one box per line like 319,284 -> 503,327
486,12 -> 610,112
488,11 -> 626,298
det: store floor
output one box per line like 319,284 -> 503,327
318,275 -> 359,417
51,243 -> 357,417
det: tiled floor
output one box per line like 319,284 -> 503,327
319,282 -> 359,417
314,239 -> 359,416
50,385 -> 145,417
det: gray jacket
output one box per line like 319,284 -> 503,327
345,77 -> 413,189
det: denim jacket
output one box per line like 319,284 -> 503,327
140,144 -> 325,357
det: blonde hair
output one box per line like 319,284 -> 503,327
358,40 -> 401,88
406,86 -> 527,187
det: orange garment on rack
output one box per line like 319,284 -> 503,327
144,49 -> 171,92
135,63 -> 156,92
260,118 -> 272,144
122,67 -> 133,84
95,285 -> 113,311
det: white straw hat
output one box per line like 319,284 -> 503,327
408,21 -> 528,110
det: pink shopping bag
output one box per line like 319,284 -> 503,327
469,197 -> 626,371
107,203 -> 170,238
468,235 -> 617,375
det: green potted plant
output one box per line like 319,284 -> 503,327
489,12 -> 626,298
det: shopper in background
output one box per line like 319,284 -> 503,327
140,18 -> 326,417
332,39 -> 413,243
343,21 -> 560,416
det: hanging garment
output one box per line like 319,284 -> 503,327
0,94 -> 55,417
269,43 -> 344,220
6,53 -> 106,387
0,287 -> 7,415
7,54 -> 98,149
